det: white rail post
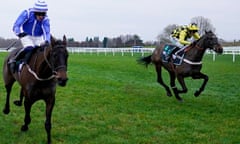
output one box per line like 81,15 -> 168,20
233,51 -> 235,62
213,52 -> 215,61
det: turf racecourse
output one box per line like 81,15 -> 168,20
0,52 -> 239,144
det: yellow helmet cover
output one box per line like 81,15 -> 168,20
188,23 -> 199,31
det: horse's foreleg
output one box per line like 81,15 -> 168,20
155,64 -> 172,97
3,83 -> 14,114
170,73 -> 183,101
45,97 -> 55,144
176,75 -> 188,94
14,88 -> 24,106
192,73 -> 208,97
21,99 -> 32,131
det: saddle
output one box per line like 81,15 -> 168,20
161,44 -> 185,65
10,46 -> 41,73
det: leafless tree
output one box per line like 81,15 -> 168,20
157,16 -> 216,44
191,16 -> 216,35
157,24 -> 177,44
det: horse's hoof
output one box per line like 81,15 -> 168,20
3,108 -> 10,114
14,101 -> 22,106
21,125 -> 28,131
167,92 -> 172,97
194,91 -> 200,97
177,99 -> 184,103
176,97 -> 184,102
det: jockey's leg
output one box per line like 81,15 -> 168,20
8,49 -> 25,73
22,50 -> 33,64
8,46 -> 33,73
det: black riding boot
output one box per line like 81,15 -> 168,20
8,46 -> 34,73
8,49 -> 26,73
22,51 -> 33,64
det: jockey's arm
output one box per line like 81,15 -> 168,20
178,31 -> 191,45
13,10 -> 29,36
42,18 -> 51,43
193,32 -> 200,40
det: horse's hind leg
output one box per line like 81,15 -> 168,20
155,64 -> 172,97
14,88 -> 24,106
192,72 -> 208,97
3,81 -> 15,114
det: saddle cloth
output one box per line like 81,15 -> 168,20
161,44 -> 185,65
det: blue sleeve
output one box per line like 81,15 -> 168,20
42,17 -> 51,43
12,10 -> 29,36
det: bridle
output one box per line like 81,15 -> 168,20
44,44 -> 67,73
175,32 -> 219,65
26,43 -> 67,81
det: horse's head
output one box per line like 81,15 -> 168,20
202,31 -> 223,54
50,35 -> 69,86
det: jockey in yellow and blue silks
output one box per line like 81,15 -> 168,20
170,23 -> 200,49
9,0 -> 50,73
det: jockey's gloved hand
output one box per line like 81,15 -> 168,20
17,32 -> 27,38
44,41 -> 50,47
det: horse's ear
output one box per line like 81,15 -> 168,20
63,35 -> 67,45
205,30 -> 213,34
51,35 -> 56,44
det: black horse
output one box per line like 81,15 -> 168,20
138,31 -> 223,101
2,35 -> 69,144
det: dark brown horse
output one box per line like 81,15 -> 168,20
139,31 -> 223,101
2,35 -> 69,144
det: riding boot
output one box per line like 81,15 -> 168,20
8,49 -> 25,73
22,50 -> 33,64
167,54 -> 171,62
8,46 -> 33,73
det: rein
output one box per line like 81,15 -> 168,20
175,41 -> 205,65
174,54 -> 202,65
26,64 -> 56,81
25,44 -> 65,81
44,44 -> 67,71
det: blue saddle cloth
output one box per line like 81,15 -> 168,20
161,44 -> 184,65
161,44 -> 176,62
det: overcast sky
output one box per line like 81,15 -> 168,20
1,0 -> 239,42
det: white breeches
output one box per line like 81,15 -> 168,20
20,35 -> 44,48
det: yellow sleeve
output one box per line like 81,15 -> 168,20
179,31 -> 191,45
193,32 -> 200,40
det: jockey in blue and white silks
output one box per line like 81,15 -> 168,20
9,0 -> 51,73
13,0 -> 50,47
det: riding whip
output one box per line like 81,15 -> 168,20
6,39 -> 18,51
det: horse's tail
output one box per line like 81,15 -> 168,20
137,55 -> 152,67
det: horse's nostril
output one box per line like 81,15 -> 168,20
57,78 -> 68,86
58,78 -> 68,82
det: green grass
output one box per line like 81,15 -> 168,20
0,52 -> 240,144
